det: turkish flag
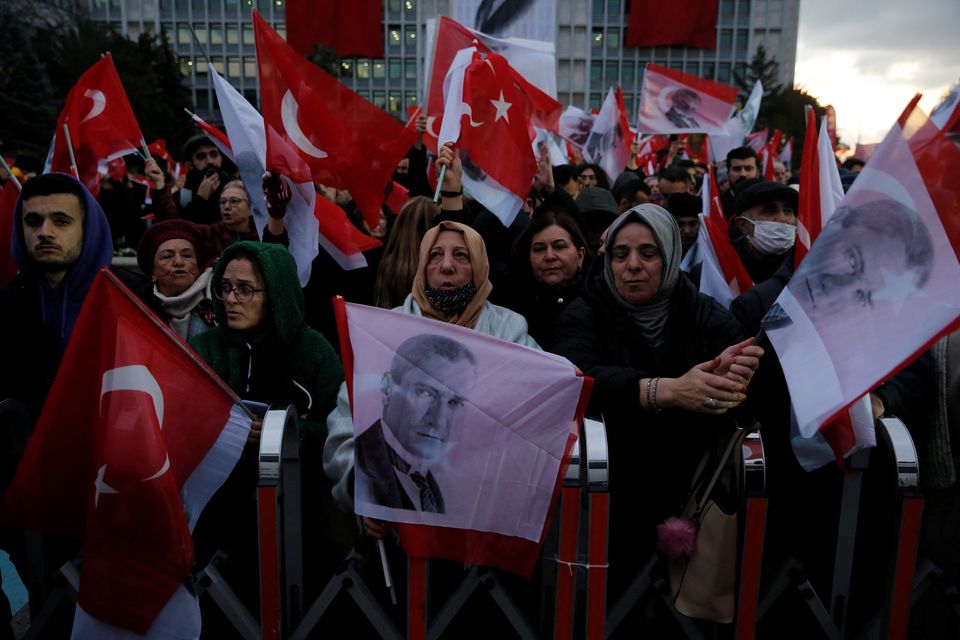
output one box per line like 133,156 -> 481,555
146,139 -> 173,167
637,63 -> 738,135
285,0 -> 383,59
0,181 -> 19,283
384,180 -> 410,213
0,270 -> 251,634
763,97 -> 960,446
189,111 -> 233,156
626,0 -> 719,49
254,10 -> 417,231
49,55 -> 143,196
424,17 -> 561,154
695,166 -> 753,308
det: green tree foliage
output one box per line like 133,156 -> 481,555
0,5 -> 58,165
733,46 -> 828,171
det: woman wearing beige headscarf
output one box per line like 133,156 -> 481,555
323,220 -> 539,532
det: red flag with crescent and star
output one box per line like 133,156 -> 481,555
49,54 -> 144,197
253,10 -> 418,230
0,269 -> 251,636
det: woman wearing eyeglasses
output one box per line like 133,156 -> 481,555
188,241 -> 346,630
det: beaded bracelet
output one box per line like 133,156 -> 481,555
645,377 -> 653,409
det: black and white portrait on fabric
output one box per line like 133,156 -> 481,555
764,123 -> 960,436
452,0 -> 557,42
346,303 -> 584,541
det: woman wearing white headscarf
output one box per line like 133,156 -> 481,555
553,204 -> 763,615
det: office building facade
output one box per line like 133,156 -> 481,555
79,0 -> 799,126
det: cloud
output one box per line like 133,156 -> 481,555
795,0 -> 960,144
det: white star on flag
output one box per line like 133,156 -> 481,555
491,91 -> 511,123
873,267 -> 922,315
94,464 -> 118,507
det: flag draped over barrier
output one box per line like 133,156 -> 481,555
336,301 -> 591,576
0,270 -> 251,637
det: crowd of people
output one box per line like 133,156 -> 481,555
0,113 -> 957,639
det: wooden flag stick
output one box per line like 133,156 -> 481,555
61,123 -> 80,179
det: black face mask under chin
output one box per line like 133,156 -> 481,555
423,282 -> 478,316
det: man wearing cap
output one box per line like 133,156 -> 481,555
731,180 -> 798,285
178,134 -> 233,225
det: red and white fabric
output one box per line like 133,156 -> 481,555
582,87 -> 633,180
708,80 -> 763,163
438,47 -> 539,225
763,99 -> 960,447
209,64 -> 375,274
0,270 -> 251,637
48,55 -> 143,196
253,10 -> 417,232
338,301 -> 591,576
636,63 -> 738,135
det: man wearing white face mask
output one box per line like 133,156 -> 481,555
731,180 -> 799,285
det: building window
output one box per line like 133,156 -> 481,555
227,57 -> 240,78
389,27 -> 401,49
719,29 -> 733,55
372,90 -> 386,109
373,61 -> 386,79
357,59 -> 371,79
389,59 -> 401,79
244,58 -> 257,78
592,0 -> 604,16
403,0 -> 416,16
388,93 -> 401,112
608,0 -> 623,16
179,58 -> 193,77
406,92 -> 418,109
622,63 -> 635,85
342,59 -> 355,79
227,25 -> 239,45
404,58 -> 417,80
606,28 -> 620,49
177,24 -> 191,45
404,25 -> 417,49
605,60 -> 619,82
210,25 -> 223,45
244,24 -> 254,45
589,92 -> 603,110
735,30 -> 749,54
590,61 -> 602,88
591,29 -> 603,48
195,88 -> 210,111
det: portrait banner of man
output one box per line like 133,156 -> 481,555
452,0 -> 557,42
763,107 -> 960,439
338,302 -> 589,552
637,63 -> 739,136
583,87 -> 633,179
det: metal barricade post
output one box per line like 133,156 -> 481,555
257,405 -> 299,640
553,427 -> 584,640
735,430 -> 768,639
583,418 -> 610,640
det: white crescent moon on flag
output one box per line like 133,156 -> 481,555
657,85 -> 680,115
425,115 -> 441,138
100,365 -> 169,483
461,102 -> 485,127
81,89 -> 106,124
281,90 -> 328,159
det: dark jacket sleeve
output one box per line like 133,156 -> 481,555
873,350 -> 936,427
150,186 -> 179,222
553,298 -> 645,416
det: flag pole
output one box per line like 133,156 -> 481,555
61,123 -> 80,179
140,136 -> 153,161
433,165 -> 446,203
377,539 -> 397,605
0,155 -> 21,191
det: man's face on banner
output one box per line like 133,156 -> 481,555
383,355 -> 477,462
797,198 -> 933,321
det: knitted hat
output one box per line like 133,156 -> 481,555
576,187 -> 620,217
137,219 -> 208,275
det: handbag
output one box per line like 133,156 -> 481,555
666,425 -> 751,623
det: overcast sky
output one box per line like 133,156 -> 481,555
794,0 -> 960,147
